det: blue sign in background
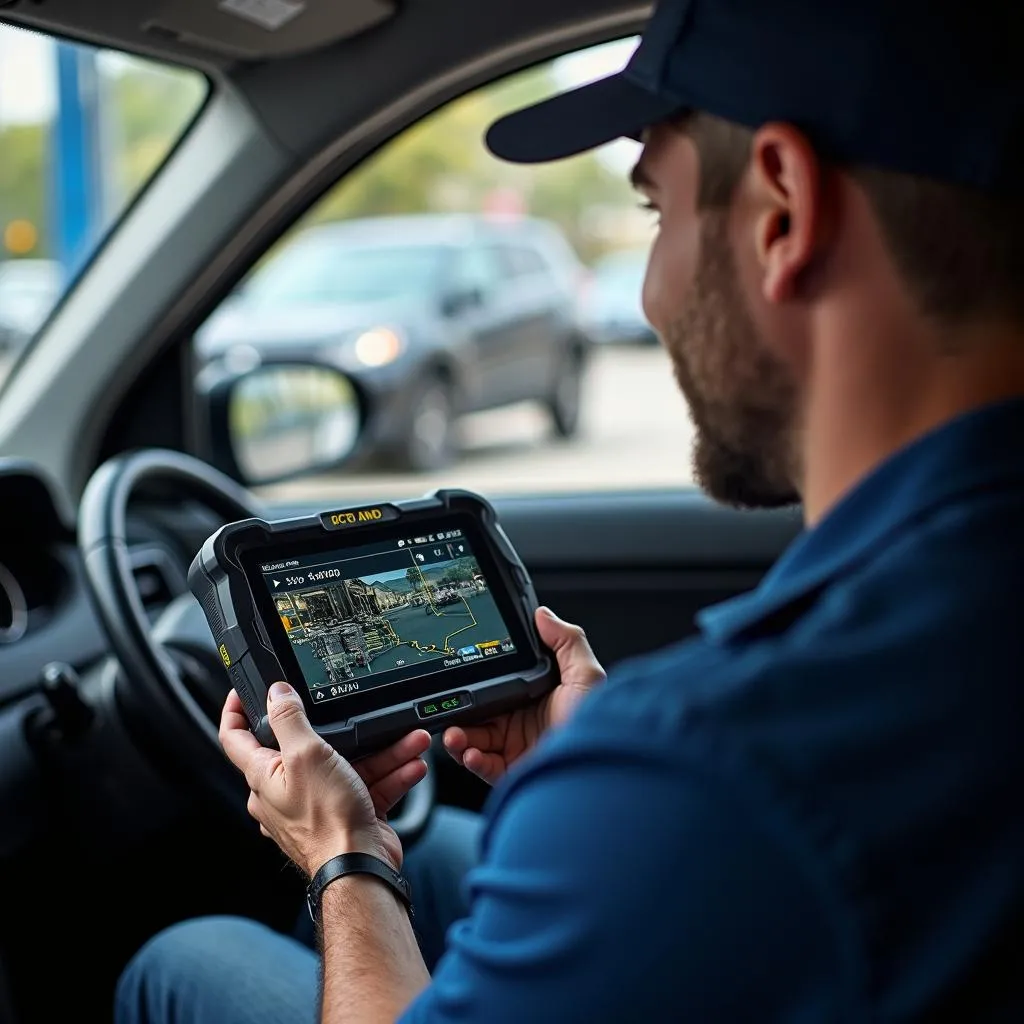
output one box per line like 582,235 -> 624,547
51,43 -> 103,284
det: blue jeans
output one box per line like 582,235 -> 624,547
115,806 -> 483,1024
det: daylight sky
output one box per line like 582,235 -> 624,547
0,25 -> 52,124
358,568 -> 420,588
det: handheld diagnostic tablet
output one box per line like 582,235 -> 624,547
189,490 -> 555,759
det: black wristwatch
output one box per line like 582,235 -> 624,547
306,852 -> 414,923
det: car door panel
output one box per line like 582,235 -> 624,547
466,302 -> 535,409
493,492 -> 800,568
447,246 -> 520,410
510,278 -> 562,402
531,567 -> 769,667
494,249 -> 562,402
493,492 -> 801,666
448,302 -> 512,411
464,245 -> 551,407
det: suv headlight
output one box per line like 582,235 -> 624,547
351,327 -> 404,368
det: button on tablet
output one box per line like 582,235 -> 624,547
416,692 -> 472,719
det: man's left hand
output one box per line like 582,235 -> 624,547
219,682 -> 431,876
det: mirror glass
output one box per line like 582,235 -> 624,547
229,366 -> 362,484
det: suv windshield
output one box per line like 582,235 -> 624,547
0,25 -> 205,379
241,240 -> 447,307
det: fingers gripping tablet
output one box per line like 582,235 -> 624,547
189,490 -> 555,760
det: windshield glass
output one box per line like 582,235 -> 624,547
0,25 -> 205,382
240,240 -> 447,308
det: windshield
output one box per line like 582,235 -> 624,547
0,25 -> 205,382
240,240 -> 447,308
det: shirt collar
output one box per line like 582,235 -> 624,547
698,397 -> 1024,644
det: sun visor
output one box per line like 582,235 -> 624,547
145,0 -> 395,59
1,0 -> 396,63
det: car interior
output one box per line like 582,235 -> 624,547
0,0 -> 803,1020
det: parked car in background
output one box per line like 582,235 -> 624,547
582,248 -> 658,346
196,214 -> 591,471
0,259 -> 62,354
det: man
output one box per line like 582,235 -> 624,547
117,0 -> 1024,1019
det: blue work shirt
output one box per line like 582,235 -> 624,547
402,398 -> 1024,1023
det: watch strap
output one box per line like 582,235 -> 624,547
306,852 -> 414,923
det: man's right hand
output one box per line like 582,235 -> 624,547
443,607 -> 606,785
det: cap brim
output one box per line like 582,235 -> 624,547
485,72 -> 685,164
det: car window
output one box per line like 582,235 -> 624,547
0,25 -> 205,382
502,245 -> 548,278
194,38 -> 696,499
237,238 -> 447,308
452,247 -> 501,295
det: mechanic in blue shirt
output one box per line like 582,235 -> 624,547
116,0 -> 1024,1020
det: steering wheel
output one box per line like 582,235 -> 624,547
79,448 -> 435,843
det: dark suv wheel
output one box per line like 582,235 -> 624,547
547,350 -> 585,439
398,375 -> 456,471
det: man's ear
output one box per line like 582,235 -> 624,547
749,123 -> 826,304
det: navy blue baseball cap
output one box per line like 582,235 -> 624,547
486,0 -> 1024,192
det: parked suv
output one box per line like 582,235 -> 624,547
582,249 -> 658,347
195,213 -> 591,471
0,259 -> 62,355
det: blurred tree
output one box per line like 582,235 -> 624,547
0,124 -> 49,255
303,62 -> 636,263
105,59 -> 207,200
0,59 -> 202,260
440,558 -> 478,585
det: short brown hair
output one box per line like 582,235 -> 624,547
678,112 -> 1024,327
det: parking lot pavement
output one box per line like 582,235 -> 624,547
261,346 -> 699,503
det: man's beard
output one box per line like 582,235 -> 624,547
663,212 -> 801,509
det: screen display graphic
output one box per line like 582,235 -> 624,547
260,530 -> 517,706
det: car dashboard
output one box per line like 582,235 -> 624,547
0,460 -> 207,703
0,463 -> 102,698
0,465 -> 292,1024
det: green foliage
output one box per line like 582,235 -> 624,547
298,63 -> 635,263
0,124 -> 49,254
108,59 -> 206,199
0,58 -> 203,258
439,558 -> 478,585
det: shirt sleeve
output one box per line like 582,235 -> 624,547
398,727 -> 850,1023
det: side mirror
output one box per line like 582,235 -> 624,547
440,286 -> 484,317
196,361 -> 368,486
